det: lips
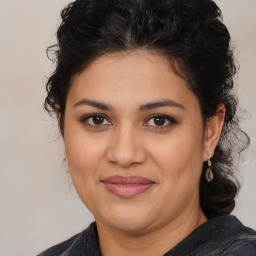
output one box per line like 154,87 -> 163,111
102,175 -> 155,199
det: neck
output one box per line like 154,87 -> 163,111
96,206 -> 207,256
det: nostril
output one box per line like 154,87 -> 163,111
106,145 -> 147,167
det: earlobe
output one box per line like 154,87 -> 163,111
54,104 -> 61,132
54,104 -> 61,126
203,104 -> 226,161
55,104 -> 65,143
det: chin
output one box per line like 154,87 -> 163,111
109,218 -> 152,234
98,204 -> 157,234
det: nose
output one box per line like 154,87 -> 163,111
106,124 -> 147,168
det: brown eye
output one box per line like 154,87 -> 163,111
153,116 -> 165,126
82,114 -> 111,127
144,114 -> 176,128
92,116 -> 104,125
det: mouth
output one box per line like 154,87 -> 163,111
102,175 -> 155,199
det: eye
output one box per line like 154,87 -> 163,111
144,114 -> 176,128
81,114 -> 111,127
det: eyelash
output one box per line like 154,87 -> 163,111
81,114 -> 111,128
144,114 -> 177,129
80,114 -> 177,129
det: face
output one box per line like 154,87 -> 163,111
63,50 -> 209,234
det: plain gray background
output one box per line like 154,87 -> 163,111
0,0 -> 255,255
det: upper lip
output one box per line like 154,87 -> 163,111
102,175 -> 154,184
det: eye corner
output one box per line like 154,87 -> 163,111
144,114 -> 177,129
80,113 -> 112,128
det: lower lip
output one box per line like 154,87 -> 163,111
103,183 -> 154,198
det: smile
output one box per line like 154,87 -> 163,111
102,175 -> 155,199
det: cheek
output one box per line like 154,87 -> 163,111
63,120 -> 108,196
67,141 -> 99,168
148,129 -> 204,185
65,136 -> 105,177
147,132 -> 204,216
64,135 -> 106,213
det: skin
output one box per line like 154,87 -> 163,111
56,50 -> 225,256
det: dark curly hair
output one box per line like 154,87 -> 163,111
44,0 -> 249,219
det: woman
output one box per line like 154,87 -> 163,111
39,0 -> 256,255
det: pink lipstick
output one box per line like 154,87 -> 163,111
102,175 -> 154,198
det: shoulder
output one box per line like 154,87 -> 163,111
37,222 -> 99,256
221,227 -> 256,255
37,233 -> 81,256
205,215 -> 256,255
170,215 -> 256,256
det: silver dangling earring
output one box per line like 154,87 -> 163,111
205,156 -> 213,182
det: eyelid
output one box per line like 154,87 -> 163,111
143,114 -> 177,128
80,113 -> 176,129
81,113 -> 112,127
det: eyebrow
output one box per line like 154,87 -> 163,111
139,100 -> 184,111
73,98 -> 112,111
73,98 -> 184,111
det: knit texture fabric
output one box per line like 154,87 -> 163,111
38,215 -> 256,256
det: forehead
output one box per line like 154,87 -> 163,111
67,50 -> 198,111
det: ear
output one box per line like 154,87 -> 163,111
55,104 -> 65,138
55,105 -> 66,157
203,104 -> 226,161
54,104 -> 61,126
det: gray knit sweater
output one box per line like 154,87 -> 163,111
38,215 -> 256,255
